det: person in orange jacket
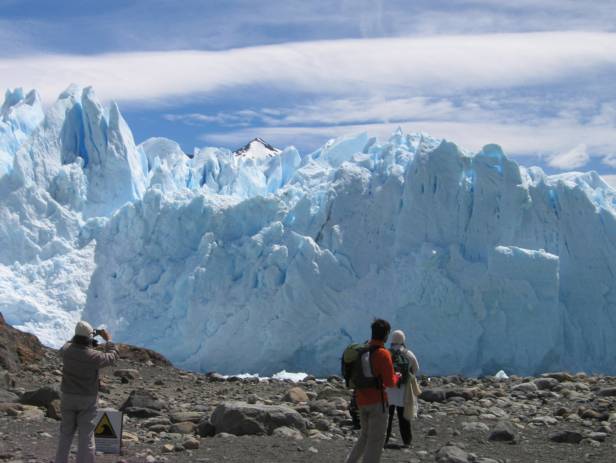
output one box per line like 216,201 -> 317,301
345,319 -> 400,463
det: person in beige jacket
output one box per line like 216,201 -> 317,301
54,320 -> 119,463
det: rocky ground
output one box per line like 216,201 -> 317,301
1,315 -> 616,462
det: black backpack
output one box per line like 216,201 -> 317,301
390,348 -> 410,385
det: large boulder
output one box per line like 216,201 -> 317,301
488,420 -> 517,442
120,389 -> 164,417
20,385 -> 60,408
210,402 -> 307,436
19,384 -> 62,419
0,313 -> 45,371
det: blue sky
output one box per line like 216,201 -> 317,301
1,0 -> 615,183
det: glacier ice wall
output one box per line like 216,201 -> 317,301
84,130 -> 616,376
1,85 -> 615,375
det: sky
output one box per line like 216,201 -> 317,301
0,0 -> 615,184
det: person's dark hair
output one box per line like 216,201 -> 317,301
72,335 -> 92,347
371,318 -> 391,341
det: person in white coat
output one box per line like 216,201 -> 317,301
385,329 -> 419,447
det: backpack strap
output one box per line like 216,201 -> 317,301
368,345 -> 386,412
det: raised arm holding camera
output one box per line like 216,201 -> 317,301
54,320 -> 119,463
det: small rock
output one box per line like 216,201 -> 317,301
427,428 -> 438,436
597,387 -> 616,398
283,387 -> 309,404
549,430 -> 584,444
531,415 -> 558,426
436,445 -> 470,463
183,437 -> 200,450
0,389 -> 19,403
0,370 -> 14,389
420,389 -> 447,403
461,422 -> 489,433
148,424 -> 169,433
169,421 -> 196,434
511,382 -> 538,394
533,377 -> 559,390
122,432 -> 139,442
47,399 -> 62,420
206,372 -> 226,382
588,432 -> 607,442
169,411 -> 204,423
20,405 -> 45,420
197,419 -> 216,437
542,372 -> 575,382
273,426 -> 304,440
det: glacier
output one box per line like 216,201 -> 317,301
1,86 -> 615,376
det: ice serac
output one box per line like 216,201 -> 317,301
84,130 -> 616,377
0,85 -> 148,345
0,88 -> 44,177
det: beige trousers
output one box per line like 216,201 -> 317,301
345,402 -> 388,463
54,393 -> 97,463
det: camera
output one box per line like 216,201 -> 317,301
93,329 -> 104,337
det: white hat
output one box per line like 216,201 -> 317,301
391,330 -> 406,345
75,320 -> 94,338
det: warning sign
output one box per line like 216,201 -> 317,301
94,408 -> 123,454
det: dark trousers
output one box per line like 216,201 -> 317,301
385,405 -> 412,445
349,392 -> 361,429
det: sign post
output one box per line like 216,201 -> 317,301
94,408 -> 123,454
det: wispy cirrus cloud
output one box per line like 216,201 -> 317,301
548,144 -> 589,170
170,94 -> 616,165
1,31 -> 615,106
602,174 -> 616,189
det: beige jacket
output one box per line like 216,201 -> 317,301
59,341 -> 119,396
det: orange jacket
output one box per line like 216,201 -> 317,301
356,339 -> 399,407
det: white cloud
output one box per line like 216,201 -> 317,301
0,31 -> 615,105
548,144 -> 590,170
601,174 -> 616,189
602,154 -> 616,168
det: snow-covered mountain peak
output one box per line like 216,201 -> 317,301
234,138 -> 281,159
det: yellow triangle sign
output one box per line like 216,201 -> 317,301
95,412 -> 117,438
